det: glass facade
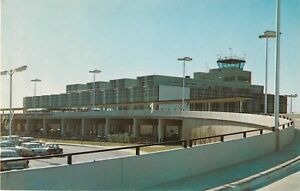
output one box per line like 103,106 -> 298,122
23,67 -> 287,113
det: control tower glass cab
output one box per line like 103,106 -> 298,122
194,55 -> 251,84
217,56 -> 246,70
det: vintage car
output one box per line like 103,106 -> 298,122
1,135 -> 21,146
0,141 -> 16,151
43,143 -> 63,154
16,142 -> 49,157
0,149 -> 29,171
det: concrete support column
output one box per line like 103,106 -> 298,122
133,118 -> 139,138
61,119 -> 65,137
66,124 -> 69,136
208,102 -> 211,111
128,125 -> 131,136
43,119 -> 47,136
92,123 -> 96,135
239,101 -> 243,113
158,118 -> 165,143
105,118 -> 110,137
25,119 -> 30,134
181,118 -> 191,140
81,118 -> 85,136
96,124 -> 100,135
179,121 -> 183,140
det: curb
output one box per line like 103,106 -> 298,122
211,156 -> 300,191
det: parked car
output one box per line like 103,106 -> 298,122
43,143 -> 63,154
17,142 -> 49,157
0,141 -> 16,150
0,149 -> 29,171
1,135 -> 20,146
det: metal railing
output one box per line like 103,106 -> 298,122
0,139 -> 187,165
188,128 -> 265,147
0,116 -> 294,166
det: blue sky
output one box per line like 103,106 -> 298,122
1,0 -> 300,112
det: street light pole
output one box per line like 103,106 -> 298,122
265,38 -> 269,114
1,65 -> 27,139
89,69 -> 101,110
274,0 -> 281,129
31,79 -> 42,109
9,72 -> 13,138
259,31 -> 276,114
177,57 -> 192,111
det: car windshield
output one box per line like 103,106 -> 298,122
45,144 -> 58,148
24,143 -> 41,148
0,151 -> 19,158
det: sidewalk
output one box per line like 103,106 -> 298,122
258,170 -> 300,191
257,117 -> 300,191
142,118 -> 300,191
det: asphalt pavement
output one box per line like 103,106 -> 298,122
29,144 -> 132,168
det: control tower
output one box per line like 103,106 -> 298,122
194,55 -> 251,84
217,56 -> 246,70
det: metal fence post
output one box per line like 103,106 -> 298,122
67,155 -> 72,165
136,147 -> 140,155
189,140 -> 193,147
183,140 -> 187,148
220,136 -> 224,142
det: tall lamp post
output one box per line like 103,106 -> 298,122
274,0 -> 281,129
259,31 -> 276,114
1,65 -> 27,139
31,79 -> 42,109
177,57 -> 192,111
89,69 -> 101,110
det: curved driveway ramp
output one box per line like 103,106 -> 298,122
145,115 -> 300,190
0,112 -> 296,190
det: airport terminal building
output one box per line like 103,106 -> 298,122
1,56 -> 287,142
23,56 -> 287,113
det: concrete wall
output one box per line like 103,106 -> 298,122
182,118 -> 261,140
1,126 -> 294,190
279,126 -> 295,149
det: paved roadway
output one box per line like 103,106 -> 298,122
29,145 -> 133,168
143,115 -> 300,190
258,171 -> 300,191
257,116 -> 300,191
